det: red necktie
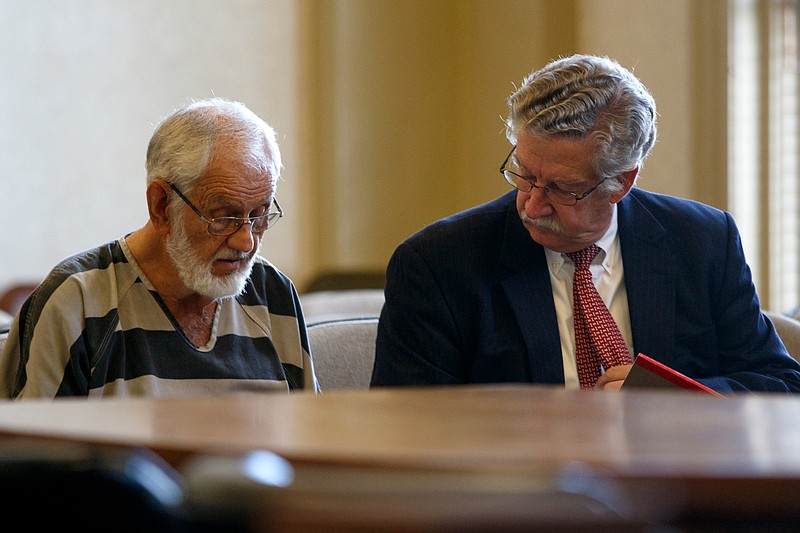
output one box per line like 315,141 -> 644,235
566,245 -> 632,389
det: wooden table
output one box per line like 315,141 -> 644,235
0,385 -> 798,530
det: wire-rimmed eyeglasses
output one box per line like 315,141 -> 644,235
499,145 -> 608,206
168,183 -> 283,236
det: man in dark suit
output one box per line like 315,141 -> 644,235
371,54 -> 800,393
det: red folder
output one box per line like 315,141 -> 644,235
622,353 -> 723,396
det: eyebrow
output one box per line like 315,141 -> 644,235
204,191 -> 273,209
511,151 -> 594,189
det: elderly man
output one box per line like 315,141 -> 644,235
1,98 -> 317,398
371,54 -> 800,393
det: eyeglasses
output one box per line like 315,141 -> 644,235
168,183 -> 283,236
499,145 -> 608,206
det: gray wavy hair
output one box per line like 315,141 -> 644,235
145,97 -> 282,194
505,54 -> 657,189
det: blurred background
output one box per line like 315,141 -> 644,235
0,0 -> 797,313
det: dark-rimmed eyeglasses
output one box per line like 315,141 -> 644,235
499,145 -> 608,206
168,183 -> 283,236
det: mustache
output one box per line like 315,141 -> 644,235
519,212 -> 564,233
215,250 -> 251,262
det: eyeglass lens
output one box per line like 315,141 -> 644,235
208,214 -> 278,235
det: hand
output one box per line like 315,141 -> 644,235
594,363 -> 633,391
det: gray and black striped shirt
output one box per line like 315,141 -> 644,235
0,237 -> 318,399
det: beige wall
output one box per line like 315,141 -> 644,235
299,0 -> 728,289
0,0 -> 728,295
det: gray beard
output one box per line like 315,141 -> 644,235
165,217 -> 259,300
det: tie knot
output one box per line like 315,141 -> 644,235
566,244 -> 600,270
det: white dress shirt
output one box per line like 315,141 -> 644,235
544,206 -> 634,390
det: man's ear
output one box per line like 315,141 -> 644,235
146,179 -> 173,231
610,168 -> 638,204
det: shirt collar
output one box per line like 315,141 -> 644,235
544,204 -> 619,273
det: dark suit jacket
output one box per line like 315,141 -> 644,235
371,189 -> 800,393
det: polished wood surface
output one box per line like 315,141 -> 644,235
1,385 -> 799,529
0,385 -> 797,473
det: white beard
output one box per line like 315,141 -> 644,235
165,216 -> 260,300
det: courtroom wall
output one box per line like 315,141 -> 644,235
0,0 -> 724,295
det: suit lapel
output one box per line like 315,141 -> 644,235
499,201 -> 565,383
617,191 -> 676,360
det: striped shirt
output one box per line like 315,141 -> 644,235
0,237 -> 318,399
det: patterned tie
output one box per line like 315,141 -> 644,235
566,244 -> 632,389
